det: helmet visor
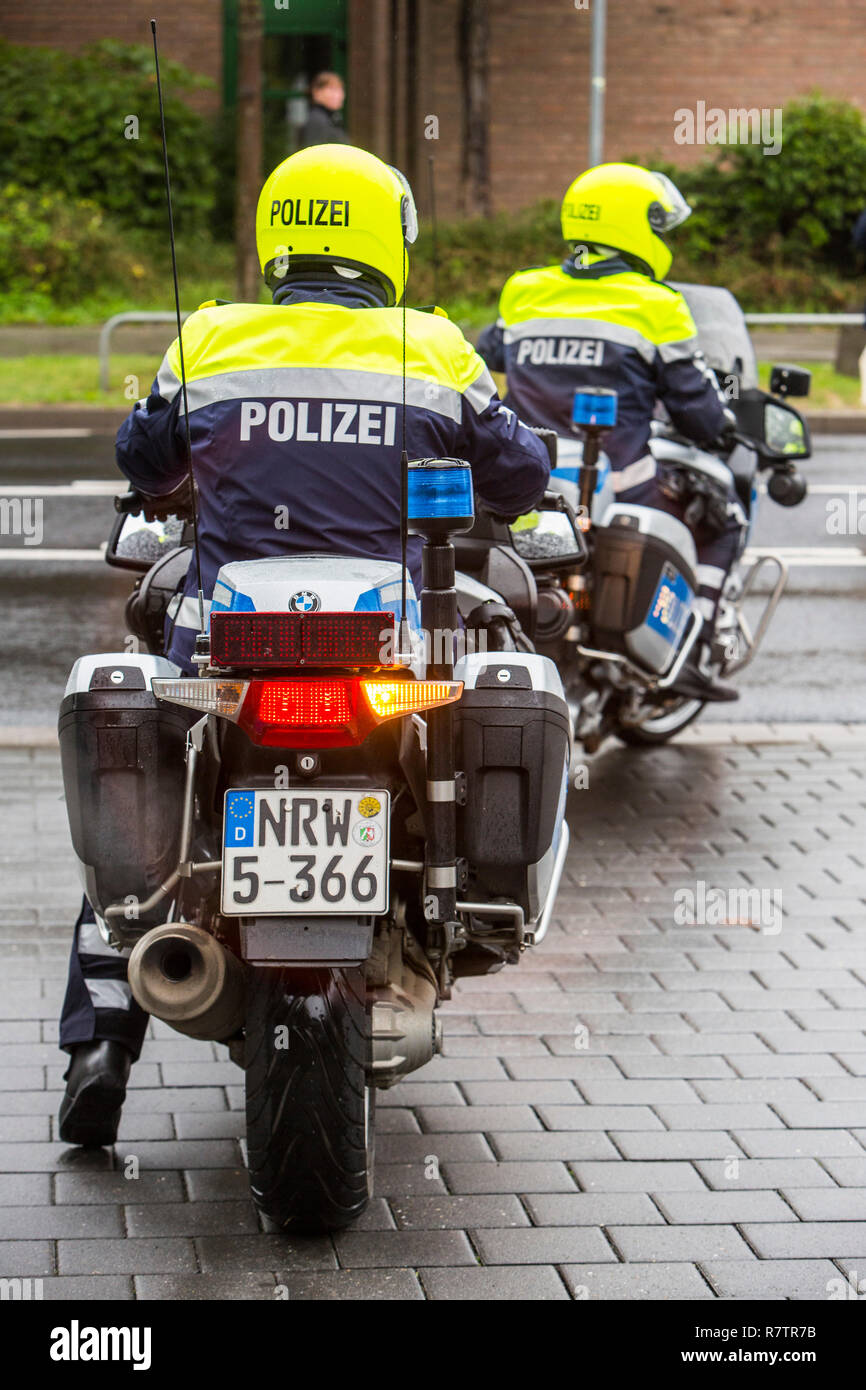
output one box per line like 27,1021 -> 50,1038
649,172 -> 692,232
387,165 -> 419,244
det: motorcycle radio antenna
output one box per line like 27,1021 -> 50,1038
400,240 -> 409,663
427,155 -> 439,307
150,18 -> 207,651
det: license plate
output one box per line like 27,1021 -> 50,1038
221,788 -> 390,916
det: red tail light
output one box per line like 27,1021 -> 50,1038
209,611 -> 396,669
236,677 -> 462,748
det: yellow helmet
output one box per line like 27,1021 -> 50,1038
560,163 -> 691,280
256,144 -> 418,306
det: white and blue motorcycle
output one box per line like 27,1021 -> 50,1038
59,460 -> 572,1233
456,285 -> 811,749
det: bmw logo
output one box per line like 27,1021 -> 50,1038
289,590 -> 321,613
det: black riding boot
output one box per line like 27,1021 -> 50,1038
667,649 -> 739,703
58,1040 -> 133,1148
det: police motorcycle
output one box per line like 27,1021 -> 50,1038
57,459 -> 572,1233
455,286 -> 811,749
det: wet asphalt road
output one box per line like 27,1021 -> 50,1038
0,430 -> 864,727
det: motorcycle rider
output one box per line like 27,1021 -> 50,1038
58,143 -> 551,1147
478,162 -> 744,702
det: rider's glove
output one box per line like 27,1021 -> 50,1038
707,408 -> 738,452
525,426 -> 558,470
139,476 -> 197,522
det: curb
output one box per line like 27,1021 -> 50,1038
0,406 -> 128,433
0,406 -> 865,436
802,410 -> 866,435
677,721 -> 866,747
0,727 -> 60,747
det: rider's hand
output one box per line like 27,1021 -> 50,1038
139,477 -> 196,522
707,408 -> 738,452
526,426 -> 558,470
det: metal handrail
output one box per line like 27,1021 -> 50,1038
98,311 -> 190,392
743,313 -> 864,327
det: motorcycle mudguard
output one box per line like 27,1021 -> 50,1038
239,917 -> 375,966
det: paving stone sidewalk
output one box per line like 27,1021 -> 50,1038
1,734 -> 866,1301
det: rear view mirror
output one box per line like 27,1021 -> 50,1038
106,509 -> 186,573
509,506 -> 586,566
764,400 -> 810,459
769,363 -> 811,398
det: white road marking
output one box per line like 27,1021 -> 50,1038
0,482 -> 119,496
798,484 -> 866,494
0,548 -> 105,561
746,547 -> 866,567
0,428 -> 94,439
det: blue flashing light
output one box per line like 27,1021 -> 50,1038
407,457 -> 474,532
573,389 -> 618,429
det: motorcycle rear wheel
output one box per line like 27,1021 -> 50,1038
244,962 -> 373,1233
615,696 -> 705,745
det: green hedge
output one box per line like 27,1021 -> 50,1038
0,185 -> 144,305
651,95 -> 866,273
409,95 -> 866,319
0,39 -> 216,235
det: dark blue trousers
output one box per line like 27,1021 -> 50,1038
59,898 -> 149,1060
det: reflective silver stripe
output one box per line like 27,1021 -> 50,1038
174,367 -> 462,424
85,979 -> 132,1012
503,317 -> 656,365
79,917 -> 127,959
611,455 -> 657,492
696,563 -> 727,591
157,356 -> 182,403
463,366 -> 498,415
657,336 -> 701,364
427,865 -> 456,888
426,779 -> 455,803
168,595 -> 212,631
728,497 -> 748,528
694,595 -> 716,620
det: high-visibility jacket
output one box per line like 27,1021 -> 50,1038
477,256 -> 729,486
116,287 -> 550,670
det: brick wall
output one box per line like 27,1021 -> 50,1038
0,0 -> 222,115
493,0 -> 865,214
3,0 -> 865,214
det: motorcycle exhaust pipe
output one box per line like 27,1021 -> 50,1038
127,923 -> 245,1042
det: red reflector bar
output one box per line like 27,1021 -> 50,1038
209,611 -> 395,668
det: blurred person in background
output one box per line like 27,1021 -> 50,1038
298,71 -> 348,149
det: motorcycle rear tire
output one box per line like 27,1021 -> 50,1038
244,962 -> 373,1233
615,696 -> 705,746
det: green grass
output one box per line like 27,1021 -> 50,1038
0,353 -> 162,406
0,237 -> 242,327
757,360 -> 864,410
0,349 -> 861,411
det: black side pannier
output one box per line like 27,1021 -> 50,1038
59,661 -> 190,927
